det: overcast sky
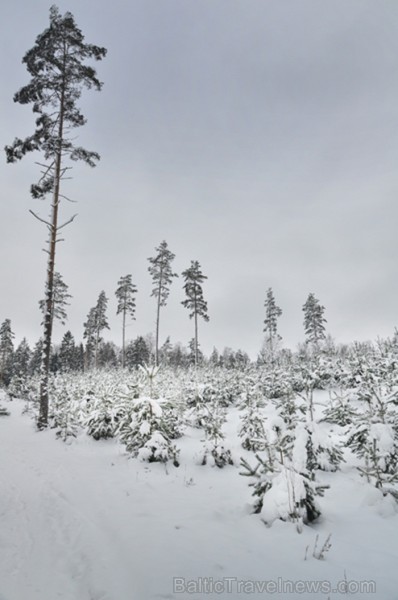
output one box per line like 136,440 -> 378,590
1,0 -> 398,357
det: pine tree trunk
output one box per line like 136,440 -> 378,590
122,307 -> 126,368
194,295 -> 198,368
155,273 -> 163,367
95,329 -> 99,369
38,63 -> 66,429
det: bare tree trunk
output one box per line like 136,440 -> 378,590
95,329 -> 99,369
155,271 -> 163,367
194,294 -> 198,368
38,161 -> 62,426
155,298 -> 160,366
121,307 -> 126,368
38,63 -> 65,429
194,311 -> 198,368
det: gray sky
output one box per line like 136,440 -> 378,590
1,0 -> 398,358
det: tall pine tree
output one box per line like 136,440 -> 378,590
0,319 -> 15,387
148,241 -> 178,365
83,291 -> 110,369
59,330 -> 77,372
181,260 -> 209,367
115,274 -> 137,368
263,287 -> 283,360
303,293 -> 327,351
5,6 -> 106,427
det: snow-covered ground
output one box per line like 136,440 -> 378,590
0,395 -> 397,600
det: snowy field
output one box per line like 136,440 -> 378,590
0,384 -> 397,600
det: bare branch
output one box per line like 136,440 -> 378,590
56,214 -> 78,230
59,193 -> 77,203
29,209 -> 52,228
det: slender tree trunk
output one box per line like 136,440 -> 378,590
269,332 -> 273,362
194,294 -> 198,368
122,307 -> 126,368
194,312 -> 198,368
155,297 -> 160,367
95,329 -> 99,369
38,67 -> 65,429
155,269 -> 163,367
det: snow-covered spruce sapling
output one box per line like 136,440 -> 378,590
201,401 -> 233,467
347,422 -> 398,493
187,391 -> 212,428
261,366 -> 293,400
48,378 -> 79,441
138,363 -> 161,398
84,383 -> 122,440
271,385 -> 304,431
238,389 -> 267,451
346,363 -> 398,496
240,421 -> 329,530
322,390 -> 359,426
118,396 -> 180,466
293,361 -> 324,422
304,420 -> 345,472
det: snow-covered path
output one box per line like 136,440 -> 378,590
1,398 -> 397,600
